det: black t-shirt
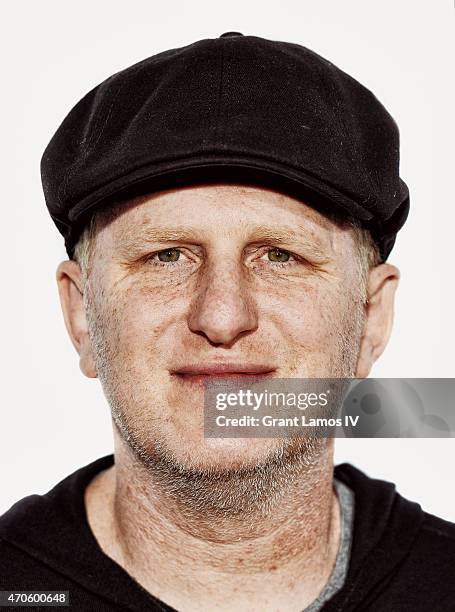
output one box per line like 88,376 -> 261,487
1,455 -> 454,611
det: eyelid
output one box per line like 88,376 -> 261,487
152,246 -> 183,257
250,245 -> 331,269
149,247 -> 186,262
253,246 -> 297,261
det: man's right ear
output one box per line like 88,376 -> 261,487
56,260 -> 97,378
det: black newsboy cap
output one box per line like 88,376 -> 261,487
41,31 -> 409,261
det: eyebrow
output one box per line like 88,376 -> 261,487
116,226 -> 199,257
117,223 -> 332,261
245,224 -> 331,259
121,226 -> 198,245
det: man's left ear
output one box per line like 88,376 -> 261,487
355,263 -> 400,378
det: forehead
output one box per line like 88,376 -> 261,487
97,182 -> 343,244
87,183 -> 360,281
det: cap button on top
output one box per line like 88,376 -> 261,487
219,32 -> 244,38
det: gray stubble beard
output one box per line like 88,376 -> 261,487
84,277 -> 366,521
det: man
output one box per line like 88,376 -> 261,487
1,32 -> 454,611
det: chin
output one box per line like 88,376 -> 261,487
140,428 -> 329,478
152,432 -> 288,473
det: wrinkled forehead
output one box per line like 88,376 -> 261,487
94,183 -> 352,252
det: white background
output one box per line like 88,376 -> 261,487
1,1 -> 454,520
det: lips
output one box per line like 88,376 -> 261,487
171,362 -> 276,382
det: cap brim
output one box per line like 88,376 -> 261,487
65,155 -> 402,261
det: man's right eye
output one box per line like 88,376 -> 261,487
267,248 -> 291,263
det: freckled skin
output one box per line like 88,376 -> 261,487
57,183 -> 399,611
86,185 -> 362,472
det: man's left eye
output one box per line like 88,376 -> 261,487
266,248 -> 291,263
156,248 -> 181,262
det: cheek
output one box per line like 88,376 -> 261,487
117,285 -> 188,354
258,279 -> 348,349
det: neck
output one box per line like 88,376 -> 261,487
86,433 -> 340,611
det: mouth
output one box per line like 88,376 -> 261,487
171,363 -> 277,384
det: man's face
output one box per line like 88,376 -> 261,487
84,184 -> 365,473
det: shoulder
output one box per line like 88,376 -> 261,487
0,492 -> 82,590
381,511 -> 455,609
0,493 -> 53,555
411,509 -> 455,562
0,456 -> 114,578
0,533 -> 57,587
334,462 -> 455,608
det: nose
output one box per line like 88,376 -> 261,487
187,262 -> 258,346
